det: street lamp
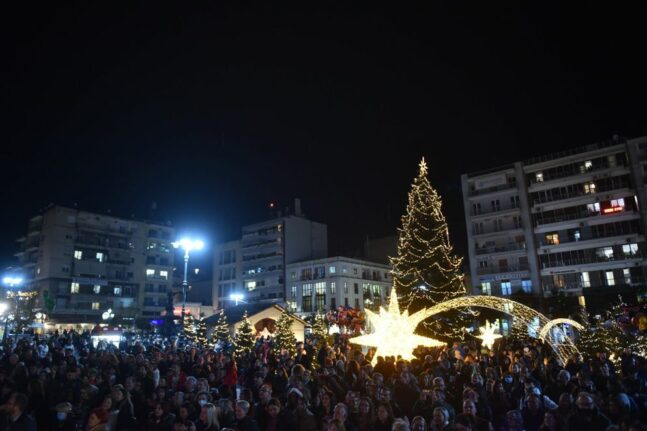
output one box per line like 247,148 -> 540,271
102,308 -> 115,322
229,293 -> 245,306
172,238 -> 204,317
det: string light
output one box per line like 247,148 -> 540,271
538,318 -> 584,340
349,287 -> 445,363
475,319 -> 502,349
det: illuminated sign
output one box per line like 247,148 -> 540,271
603,206 -> 623,214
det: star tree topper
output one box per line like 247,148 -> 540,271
349,286 -> 444,362
476,319 -> 502,350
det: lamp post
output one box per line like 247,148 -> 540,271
102,308 -> 115,323
172,238 -> 204,318
229,293 -> 245,306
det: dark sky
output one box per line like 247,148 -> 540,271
2,3 -> 646,271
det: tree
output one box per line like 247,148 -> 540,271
234,311 -> 255,356
273,309 -> 297,358
311,313 -> 329,347
196,317 -> 208,347
213,309 -> 232,352
390,158 -> 466,338
182,313 -> 197,344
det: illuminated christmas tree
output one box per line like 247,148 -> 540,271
311,313 -> 329,346
213,309 -> 232,352
390,158 -> 466,338
234,311 -> 255,356
182,313 -> 197,344
196,317 -> 208,347
273,309 -> 297,358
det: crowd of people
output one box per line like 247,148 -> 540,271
0,328 -> 646,431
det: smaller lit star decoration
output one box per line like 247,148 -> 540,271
349,287 -> 445,363
476,320 -> 502,350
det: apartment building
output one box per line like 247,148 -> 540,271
285,256 -> 392,315
15,205 -> 175,327
462,135 -> 647,309
213,200 -> 327,310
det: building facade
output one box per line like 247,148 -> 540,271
213,204 -> 327,310
285,256 -> 392,315
15,205 -> 175,327
462,135 -> 647,309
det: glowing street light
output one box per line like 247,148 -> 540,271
229,293 -> 244,306
102,308 -> 115,321
2,277 -> 23,287
172,237 -> 204,317
2,276 -> 23,343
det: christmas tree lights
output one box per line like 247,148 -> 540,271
234,311 -> 255,356
349,287 -> 445,363
272,309 -> 297,358
213,309 -> 232,352
390,158 -> 466,337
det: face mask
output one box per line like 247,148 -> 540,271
199,400 -> 207,407
504,377 -> 513,384
57,412 -> 67,421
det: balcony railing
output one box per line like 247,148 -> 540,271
473,224 -> 523,236
534,208 -> 638,227
474,243 -> 527,255
471,203 -> 520,217
476,264 -> 530,275
469,182 -> 517,197
540,253 -> 643,269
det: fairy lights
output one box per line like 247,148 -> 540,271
349,287 -> 445,363
476,319 -> 502,349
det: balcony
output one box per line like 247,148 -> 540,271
471,203 -> 520,217
476,264 -> 530,275
540,252 -> 644,270
534,208 -> 638,227
474,242 -> 527,255
528,163 -> 629,187
469,182 -> 517,197
473,224 -> 523,236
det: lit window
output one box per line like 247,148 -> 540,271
114,287 -> 122,296
503,302 -> 514,313
344,282 -> 349,293
93,285 -> 101,294
70,283 -> 79,293
602,198 -> 625,214
92,302 -> 100,310
353,268 -> 358,275
501,282 -> 512,295
291,272 -> 296,279
584,160 -> 593,170
330,282 -> 336,294
246,280 -> 257,290
623,268 -> 631,284
288,301 -> 297,312
583,182 -> 596,194
329,266 -> 336,274
96,252 -> 104,262
535,172 -> 544,182
596,247 -> 614,259
521,279 -> 532,293
160,270 -> 168,280
74,250 -> 83,260
315,282 -> 326,295
146,269 -> 155,277
622,244 -> 638,256
291,286 -> 297,298
581,272 -> 590,288
481,282 -> 491,295
605,271 -> 615,286
302,284 -> 312,296
545,233 -> 559,245
342,267 -> 348,273
587,202 -> 601,213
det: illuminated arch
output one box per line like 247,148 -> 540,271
418,296 -> 580,364
538,318 -> 584,340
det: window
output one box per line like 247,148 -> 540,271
92,302 -> 100,310
301,268 -> 312,280
353,268 -> 358,275
584,160 -> 593,171
481,282 -> 491,295
315,282 -> 326,311
342,266 -> 348,273
331,298 -> 336,309
303,295 -> 312,312
302,284 -> 313,296
159,270 -> 168,280
568,229 -> 581,242
291,286 -> 297,298
503,302 -> 514,313
535,172 -> 544,182
291,272 -> 296,280
479,261 -> 488,268
521,279 -> 532,293
158,285 -> 167,293
605,271 -> 615,286
581,272 -> 591,288
114,287 -> 122,296
145,284 -> 154,292
545,233 -> 559,245
583,182 -> 596,194
74,250 -> 83,260
246,280 -> 257,290
344,297 -> 349,307
330,282 -> 336,294
315,282 -> 326,295
144,298 -> 154,306
354,298 -> 360,308
587,202 -> 601,214
96,252 -> 104,262
501,281 -> 512,295
596,247 -> 614,259
329,266 -> 336,274
354,283 -> 359,294
288,301 -> 297,312
70,282 -> 80,294
146,269 -> 155,277
623,268 -> 631,284
602,198 -> 625,214
314,266 -> 325,279
622,244 -> 638,257
344,282 -> 349,294
93,285 -> 101,294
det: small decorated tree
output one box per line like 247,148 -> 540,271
234,311 -> 256,356
196,317 -> 208,347
273,309 -> 297,358
311,313 -> 328,346
213,309 -> 232,352
182,313 -> 197,344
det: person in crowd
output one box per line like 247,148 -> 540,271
234,400 -> 259,431
0,392 -> 37,431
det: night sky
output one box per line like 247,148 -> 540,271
2,3 -> 646,272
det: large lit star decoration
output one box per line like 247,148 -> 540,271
349,287 -> 444,363
476,320 -> 502,350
